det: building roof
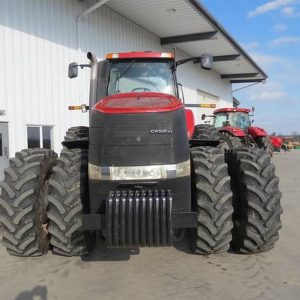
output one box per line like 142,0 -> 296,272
106,0 -> 267,83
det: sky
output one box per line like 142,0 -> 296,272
201,0 -> 300,135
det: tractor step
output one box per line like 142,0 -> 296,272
106,190 -> 173,248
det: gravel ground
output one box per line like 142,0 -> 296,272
0,150 -> 299,300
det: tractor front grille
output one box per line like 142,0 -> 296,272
106,190 -> 173,248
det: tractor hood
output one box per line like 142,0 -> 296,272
248,126 -> 268,138
93,92 -> 183,114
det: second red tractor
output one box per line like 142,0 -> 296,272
196,107 -> 273,155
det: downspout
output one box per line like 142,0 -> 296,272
232,81 -> 266,93
231,81 -> 266,108
76,0 -> 110,57
77,0 -> 110,23
76,0 -> 110,102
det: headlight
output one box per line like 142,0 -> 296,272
176,160 -> 190,177
89,160 -> 190,181
111,165 -> 168,180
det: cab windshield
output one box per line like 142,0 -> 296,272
214,112 -> 251,130
107,60 -> 176,96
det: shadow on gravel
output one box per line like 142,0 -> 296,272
173,229 -> 196,254
15,286 -> 47,300
82,230 -> 198,261
81,237 -> 140,262
81,229 -> 227,261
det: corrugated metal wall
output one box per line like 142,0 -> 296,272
0,0 -> 232,158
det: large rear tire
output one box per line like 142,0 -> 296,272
47,148 -> 91,256
0,149 -> 57,256
193,124 -> 220,140
227,148 -> 282,253
191,147 -> 233,254
64,126 -> 89,142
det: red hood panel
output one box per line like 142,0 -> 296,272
93,92 -> 183,114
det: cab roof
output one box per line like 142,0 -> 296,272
214,108 -> 251,114
106,52 -> 174,60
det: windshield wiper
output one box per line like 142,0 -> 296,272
116,59 -> 136,81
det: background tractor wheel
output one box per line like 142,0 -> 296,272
217,134 -> 232,151
0,149 -> 57,256
219,132 -> 243,149
64,126 -> 89,142
256,137 -> 273,157
227,148 -> 282,253
193,124 -> 220,140
191,147 -> 233,254
47,148 -> 92,256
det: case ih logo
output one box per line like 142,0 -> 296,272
150,129 -> 173,134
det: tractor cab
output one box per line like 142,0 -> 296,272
68,51 -> 214,140
213,108 -> 251,130
68,51 -> 213,108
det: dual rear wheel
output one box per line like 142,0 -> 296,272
0,147 -> 90,257
191,147 -> 282,254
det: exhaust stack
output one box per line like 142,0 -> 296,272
87,52 -> 99,108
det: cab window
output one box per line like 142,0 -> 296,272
107,60 -> 176,96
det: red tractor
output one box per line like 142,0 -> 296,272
195,107 -> 273,155
0,51 -> 282,258
270,136 -> 283,152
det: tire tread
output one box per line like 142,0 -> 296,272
0,148 -> 57,256
227,148 -> 282,253
47,148 -> 88,256
191,147 -> 233,254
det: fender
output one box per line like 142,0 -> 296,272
248,126 -> 267,138
219,126 -> 246,137
270,136 -> 283,148
185,109 -> 195,139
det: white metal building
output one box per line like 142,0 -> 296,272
0,0 -> 267,179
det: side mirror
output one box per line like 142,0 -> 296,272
177,83 -> 185,104
68,62 -> 79,78
201,54 -> 213,70
201,114 -> 206,120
